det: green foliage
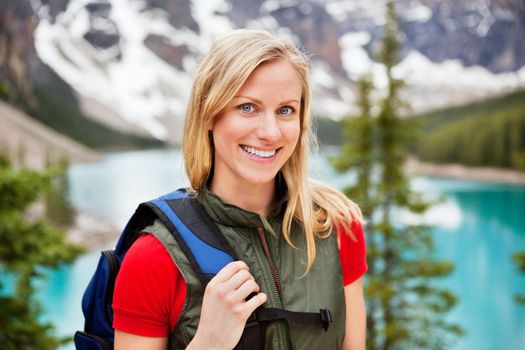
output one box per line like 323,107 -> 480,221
0,294 -> 70,350
44,158 -> 75,227
0,83 -> 7,100
0,155 -> 84,348
413,89 -> 525,170
332,2 -> 462,349
331,75 -> 377,217
512,252 -> 525,305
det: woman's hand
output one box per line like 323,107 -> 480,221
187,261 -> 267,350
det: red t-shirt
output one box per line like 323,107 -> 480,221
112,220 -> 367,337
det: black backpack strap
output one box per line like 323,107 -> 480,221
255,307 -> 333,331
235,313 -> 267,350
234,307 -> 332,349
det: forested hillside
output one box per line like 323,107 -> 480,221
316,89 -> 525,171
412,89 -> 525,170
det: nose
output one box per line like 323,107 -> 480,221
256,112 -> 282,142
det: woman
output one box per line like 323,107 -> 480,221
113,29 -> 367,350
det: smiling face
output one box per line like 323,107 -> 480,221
209,58 -> 302,195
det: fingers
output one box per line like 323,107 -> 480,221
225,268 -> 255,291
244,292 -> 267,313
212,261 -> 249,283
232,277 -> 260,300
206,260 -> 267,315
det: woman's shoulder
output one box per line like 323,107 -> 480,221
122,232 -> 172,270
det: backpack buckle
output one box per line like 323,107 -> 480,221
319,308 -> 332,332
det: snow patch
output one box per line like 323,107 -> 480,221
311,62 -> 336,89
339,31 -> 387,89
245,15 -> 281,32
403,3 -> 432,23
191,0 -> 233,40
33,0 -> 210,140
325,0 -> 359,22
394,50 -> 525,92
260,0 -> 280,14
33,0 -> 241,141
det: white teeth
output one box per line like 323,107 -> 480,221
241,145 -> 276,158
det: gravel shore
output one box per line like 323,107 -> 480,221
405,158 -> 525,185
67,212 -> 120,250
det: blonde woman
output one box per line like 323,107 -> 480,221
113,29 -> 367,350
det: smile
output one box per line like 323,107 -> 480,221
240,145 -> 279,158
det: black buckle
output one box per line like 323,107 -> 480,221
319,309 -> 332,332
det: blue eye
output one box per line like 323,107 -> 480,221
239,103 -> 255,113
278,106 -> 294,115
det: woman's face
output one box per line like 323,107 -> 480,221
209,58 -> 302,192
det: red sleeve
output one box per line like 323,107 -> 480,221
112,234 -> 186,336
338,220 -> 368,286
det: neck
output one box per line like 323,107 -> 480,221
209,179 -> 275,217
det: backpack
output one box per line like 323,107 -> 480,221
74,189 -> 332,350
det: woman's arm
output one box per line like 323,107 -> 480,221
115,330 -> 168,350
115,261 -> 266,350
341,276 -> 366,350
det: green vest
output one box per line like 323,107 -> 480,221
147,189 -> 346,349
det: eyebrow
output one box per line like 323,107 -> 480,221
233,95 -> 300,105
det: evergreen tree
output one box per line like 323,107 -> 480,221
332,74 -> 382,348
333,2 -> 463,349
512,252 -> 525,305
45,157 -> 75,227
0,156 -> 84,349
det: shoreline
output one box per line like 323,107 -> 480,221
68,157 -> 525,252
67,212 -> 120,250
405,158 -> 525,185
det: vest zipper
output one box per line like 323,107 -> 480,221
256,227 -> 293,350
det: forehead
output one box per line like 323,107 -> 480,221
237,59 -> 303,100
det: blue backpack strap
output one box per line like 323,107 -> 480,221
143,189 -> 237,285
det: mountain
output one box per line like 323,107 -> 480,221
2,0 -> 525,144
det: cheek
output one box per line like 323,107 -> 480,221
211,115 -> 235,146
285,121 -> 301,146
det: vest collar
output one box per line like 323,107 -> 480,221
196,179 -> 288,232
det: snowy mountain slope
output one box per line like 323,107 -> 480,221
25,0 -> 525,142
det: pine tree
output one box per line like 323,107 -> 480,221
0,156 -> 84,349
45,157 -> 75,227
512,252 -> 525,305
333,2 -> 463,349
332,73 -> 382,348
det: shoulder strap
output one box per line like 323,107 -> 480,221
117,188 -> 238,286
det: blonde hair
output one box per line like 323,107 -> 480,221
183,29 -> 362,272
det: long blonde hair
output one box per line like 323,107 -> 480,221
182,29 -> 362,272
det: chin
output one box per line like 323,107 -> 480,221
241,170 -> 279,186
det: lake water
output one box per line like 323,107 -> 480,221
21,149 -> 525,349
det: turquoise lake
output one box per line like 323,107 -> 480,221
22,149 -> 525,349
